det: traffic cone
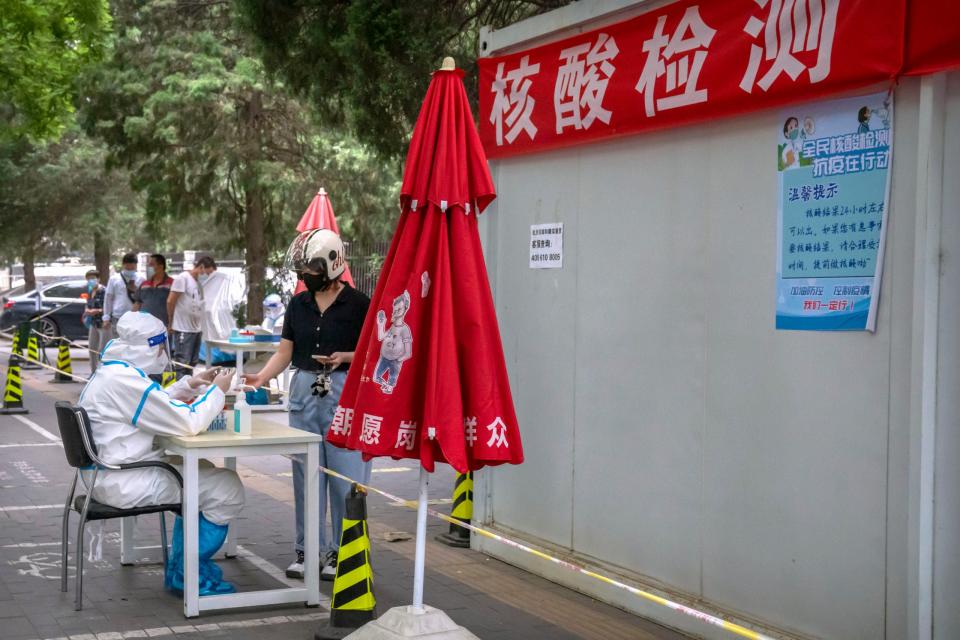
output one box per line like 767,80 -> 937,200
22,331 -> 40,370
161,371 -> 177,388
315,485 -> 376,640
0,354 -> 29,415
435,472 -> 472,548
52,340 -> 74,383
13,323 -> 28,357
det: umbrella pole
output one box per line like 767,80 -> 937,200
412,467 -> 429,613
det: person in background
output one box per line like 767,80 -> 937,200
262,293 -> 285,334
167,257 -> 216,380
82,270 -> 108,372
134,254 -> 174,327
102,253 -> 142,339
196,257 -> 240,365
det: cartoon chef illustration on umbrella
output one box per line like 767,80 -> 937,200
374,290 -> 413,394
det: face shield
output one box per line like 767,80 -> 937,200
263,294 -> 285,321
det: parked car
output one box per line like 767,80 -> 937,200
0,280 -> 92,342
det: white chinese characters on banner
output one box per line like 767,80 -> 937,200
554,34 -> 619,133
740,0 -> 840,93
486,417 -> 509,448
395,420 -> 417,451
359,414 -> 382,445
489,55 -> 541,145
635,6 -> 716,117
464,417 -> 478,446
331,407 -> 354,436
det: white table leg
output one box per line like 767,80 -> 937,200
305,442 -> 320,606
183,451 -> 200,618
223,457 -> 237,558
120,516 -> 136,565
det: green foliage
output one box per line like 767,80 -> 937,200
79,0 -> 400,321
0,0 -> 111,140
0,122 -> 145,288
235,0 -> 571,158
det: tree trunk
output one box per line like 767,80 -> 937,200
93,229 -> 111,285
22,243 -> 36,293
241,89 -> 266,326
244,188 -> 266,325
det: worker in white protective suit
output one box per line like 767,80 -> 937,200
262,293 -> 285,333
79,311 -> 244,595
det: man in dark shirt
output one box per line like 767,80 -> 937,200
134,254 -> 174,326
243,229 -> 371,581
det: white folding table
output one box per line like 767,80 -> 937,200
153,419 -> 322,617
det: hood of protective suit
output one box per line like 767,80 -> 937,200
100,312 -> 170,374
263,294 -> 285,320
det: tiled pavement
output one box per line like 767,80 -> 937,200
0,348 -> 688,640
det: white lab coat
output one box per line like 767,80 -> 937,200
199,271 -> 242,343
78,360 -> 243,525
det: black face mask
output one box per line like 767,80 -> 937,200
301,272 -> 333,293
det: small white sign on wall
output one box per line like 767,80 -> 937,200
529,223 -> 563,269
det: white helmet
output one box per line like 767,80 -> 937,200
284,229 -> 346,280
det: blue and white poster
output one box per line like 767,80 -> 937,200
776,92 -> 893,331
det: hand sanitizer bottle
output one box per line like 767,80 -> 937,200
233,390 -> 252,435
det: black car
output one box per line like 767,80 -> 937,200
0,280 -> 92,342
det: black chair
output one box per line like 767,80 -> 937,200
55,401 -> 183,610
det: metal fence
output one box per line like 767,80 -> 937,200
344,241 -> 390,298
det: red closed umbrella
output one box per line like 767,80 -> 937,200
325,57 -> 522,630
294,188 -> 354,291
327,63 -> 522,474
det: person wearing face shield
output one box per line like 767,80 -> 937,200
261,293 -> 285,333
79,311 -> 243,595
243,229 -> 371,580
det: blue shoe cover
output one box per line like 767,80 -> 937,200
165,515 -> 236,595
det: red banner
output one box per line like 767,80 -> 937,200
478,0 -> 958,159
904,0 -> 960,76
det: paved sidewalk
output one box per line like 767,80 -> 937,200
0,349 -> 688,640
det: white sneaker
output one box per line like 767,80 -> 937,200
285,551 -> 305,579
321,550 -> 338,582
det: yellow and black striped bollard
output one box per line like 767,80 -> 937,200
52,339 -> 75,383
435,471 -> 473,548
23,331 -> 41,370
161,370 -> 177,388
0,352 -> 29,414
315,484 -> 376,639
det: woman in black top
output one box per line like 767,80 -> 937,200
244,230 -> 371,580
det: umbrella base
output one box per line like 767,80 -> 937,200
342,605 -> 478,639
433,531 -> 470,549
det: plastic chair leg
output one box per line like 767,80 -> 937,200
74,518 -> 85,611
61,472 -> 77,593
